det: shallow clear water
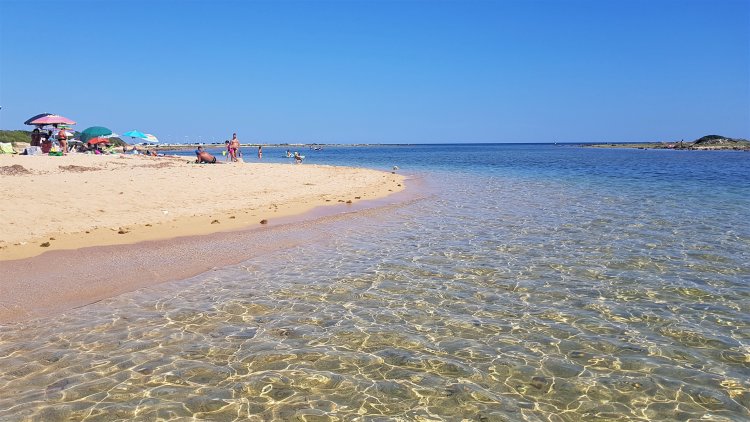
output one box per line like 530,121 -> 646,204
1,144 -> 749,421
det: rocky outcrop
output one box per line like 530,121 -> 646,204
693,135 -> 748,145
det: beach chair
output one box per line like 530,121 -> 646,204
0,142 -> 17,154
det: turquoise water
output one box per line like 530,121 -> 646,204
1,144 -> 748,420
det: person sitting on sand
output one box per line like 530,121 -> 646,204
195,146 -> 217,163
31,128 -> 41,146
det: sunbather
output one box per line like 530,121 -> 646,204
195,146 -> 217,163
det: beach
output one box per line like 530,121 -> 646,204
0,154 -> 404,260
0,144 -> 748,420
0,153 -> 405,322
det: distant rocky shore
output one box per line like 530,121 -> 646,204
584,135 -> 750,151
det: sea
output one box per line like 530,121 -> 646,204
1,144 -> 748,421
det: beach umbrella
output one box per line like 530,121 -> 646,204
144,133 -> 159,143
28,114 -> 76,126
24,113 -> 53,125
79,126 -> 114,143
123,130 -> 148,140
87,137 -> 111,145
53,129 -> 76,138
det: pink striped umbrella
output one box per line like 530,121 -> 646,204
28,114 -> 76,126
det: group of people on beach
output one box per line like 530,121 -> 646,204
195,133 -> 303,164
30,127 -> 68,155
196,132 -> 240,163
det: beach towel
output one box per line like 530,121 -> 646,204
24,146 -> 42,155
0,142 -> 16,154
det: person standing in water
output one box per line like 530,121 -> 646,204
229,133 -> 240,162
257,145 -> 263,160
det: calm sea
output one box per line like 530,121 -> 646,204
1,144 -> 748,421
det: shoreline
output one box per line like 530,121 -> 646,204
0,153 -> 412,323
0,154 -> 404,261
0,183 -> 420,324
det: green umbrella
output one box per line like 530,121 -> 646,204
79,126 -> 114,143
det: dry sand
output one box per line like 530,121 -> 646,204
0,153 -> 406,323
0,153 -> 404,261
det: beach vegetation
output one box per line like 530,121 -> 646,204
0,130 -> 33,145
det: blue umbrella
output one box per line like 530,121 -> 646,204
24,113 -> 53,125
123,130 -> 148,140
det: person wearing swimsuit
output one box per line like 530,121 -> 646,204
57,128 -> 68,155
230,133 -> 240,162
195,146 -> 217,163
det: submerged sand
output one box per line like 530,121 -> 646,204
0,154 -> 404,261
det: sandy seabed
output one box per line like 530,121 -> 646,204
0,153 -> 405,322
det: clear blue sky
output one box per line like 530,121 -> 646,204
1,0 -> 748,144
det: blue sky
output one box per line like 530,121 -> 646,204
1,0 -> 748,144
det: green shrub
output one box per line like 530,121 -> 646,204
0,130 -> 33,145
